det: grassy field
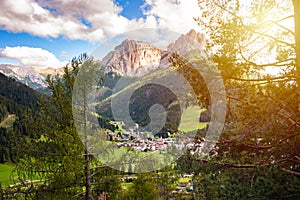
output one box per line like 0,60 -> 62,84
0,164 -> 15,186
178,106 -> 207,132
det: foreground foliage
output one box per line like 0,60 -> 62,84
176,0 -> 300,199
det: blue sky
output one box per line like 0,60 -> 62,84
115,0 -> 146,19
0,0 -> 201,68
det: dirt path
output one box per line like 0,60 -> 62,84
0,114 -> 16,127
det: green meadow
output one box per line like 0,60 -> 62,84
0,164 -> 15,186
178,106 -> 207,132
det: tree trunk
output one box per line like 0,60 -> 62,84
293,0 -> 300,114
84,88 -> 91,200
85,149 -> 91,200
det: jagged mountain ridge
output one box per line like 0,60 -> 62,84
102,29 -> 206,77
0,64 -> 62,92
167,29 -> 206,55
0,29 -> 206,91
102,39 -> 162,77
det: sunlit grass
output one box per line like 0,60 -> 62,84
0,115 -> 16,128
0,164 -> 16,187
178,106 -> 207,132
178,177 -> 191,183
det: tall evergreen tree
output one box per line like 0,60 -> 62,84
7,54 -> 121,199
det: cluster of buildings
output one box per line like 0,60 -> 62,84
106,121 -> 183,152
107,130 -> 176,152
106,121 -> 208,154
117,137 -> 176,152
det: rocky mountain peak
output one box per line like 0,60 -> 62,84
167,29 -> 206,55
158,29 -> 206,67
102,29 -> 207,77
102,40 -> 162,77
186,29 -> 206,46
117,39 -> 147,50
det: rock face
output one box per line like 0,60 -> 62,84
160,29 -> 206,66
102,39 -> 162,77
167,29 -> 206,55
102,29 -> 206,77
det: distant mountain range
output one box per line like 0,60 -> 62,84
0,64 -> 62,93
0,29 -> 208,140
0,29 -> 206,92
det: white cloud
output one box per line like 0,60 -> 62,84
0,0 -> 203,67
0,0 -> 202,42
143,0 -> 202,34
0,0 -> 158,42
0,46 -> 67,68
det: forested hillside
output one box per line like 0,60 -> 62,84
0,72 -> 42,116
0,104 -> 8,123
0,72 -> 42,163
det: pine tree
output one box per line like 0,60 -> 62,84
9,54 -> 121,199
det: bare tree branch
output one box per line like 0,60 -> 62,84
246,28 -> 296,49
281,168 -> 300,177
